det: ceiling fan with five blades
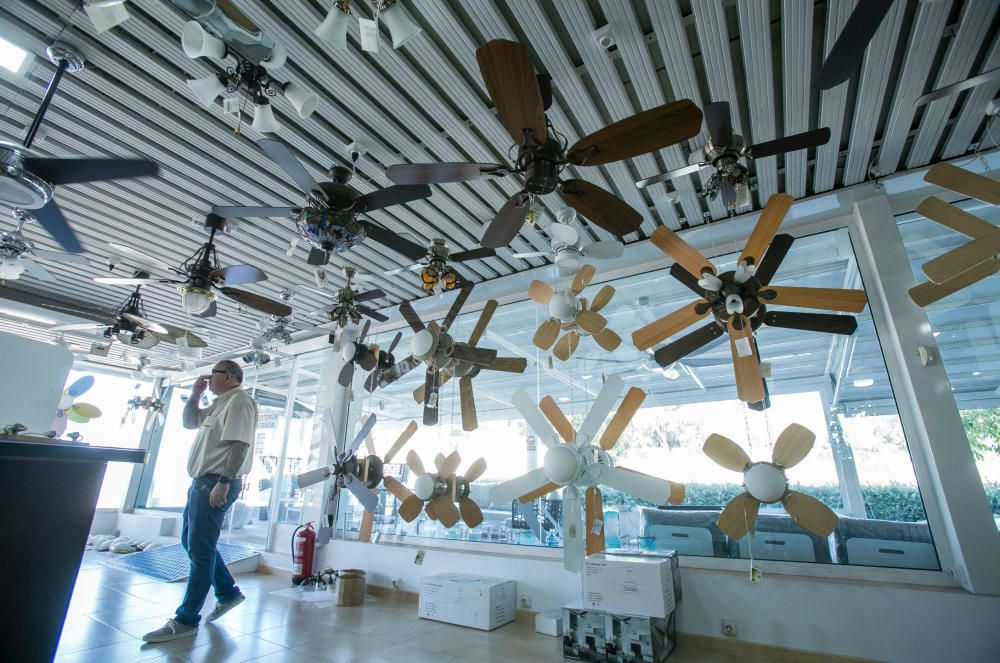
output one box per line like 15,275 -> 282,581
306,266 -> 388,327
0,209 -> 91,282
386,239 -> 497,294
511,208 -> 624,274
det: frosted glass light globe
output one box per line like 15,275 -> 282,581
743,463 -> 786,503
413,474 -> 435,501
0,257 -> 25,280
411,329 -> 434,358
543,445 -> 579,484
178,286 -> 215,315
340,343 -> 355,362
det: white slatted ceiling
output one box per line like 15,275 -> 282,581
780,0 -> 813,200
814,0 -> 857,192
737,0 -> 778,203
942,35 -> 1000,159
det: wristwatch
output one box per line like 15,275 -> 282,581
217,476 -> 231,485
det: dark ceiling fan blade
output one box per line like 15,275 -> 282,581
481,191 -> 531,249
257,138 -> 323,198
476,40 -> 547,146
355,304 -> 388,322
388,331 -> 402,354
704,102 -> 733,146
399,300 -> 425,333
33,199 -> 82,253
669,263 -> 706,297
763,310 -> 858,335
748,128 -> 831,160
338,359 -> 356,387
451,247 -> 496,262
211,205 -> 299,218
355,184 -> 432,213
653,322 -> 726,367
30,248 -> 90,266
357,345 -> 378,371
354,288 -> 386,303
24,157 -> 158,185
636,162 -> 709,190
364,223 -> 428,261
307,247 -> 329,266
422,368 -> 440,426
209,264 -> 267,286
560,179 -> 642,236
386,162 -> 508,185
567,100 -> 702,166
379,354 -> 421,388
451,344 -> 498,366
753,234 -> 795,286
121,313 -> 169,336
814,0 -> 895,91
364,368 -> 381,393
442,280 -> 474,332
219,287 -> 292,317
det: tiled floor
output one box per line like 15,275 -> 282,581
56,551 -> 741,662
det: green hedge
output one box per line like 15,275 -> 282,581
601,481 -> 1000,523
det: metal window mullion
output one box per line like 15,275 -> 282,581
265,353 -> 301,552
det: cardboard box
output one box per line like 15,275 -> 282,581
562,601 -> 607,661
535,610 -> 562,636
605,611 -> 676,663
583,553 -> 677,618
605,549 -> 682,605
417,574 -> 515,631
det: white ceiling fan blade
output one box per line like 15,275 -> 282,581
463,457 -> 487,483
296,466 -> 331,489
582,240 -> 624,259
599,466 -> 683,506
562,485 -> 583,572
511,388 -> 560,447
490,467 -> 549,507
345,413 -> 377,457
512,250 -> 553,259
576,374 -> 625,446
549,222 -> 579,248
322,407 -> 338,453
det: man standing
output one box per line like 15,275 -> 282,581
143,360 -> 258,642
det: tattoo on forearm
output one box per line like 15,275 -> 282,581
222,442 -> 250,479
182,398 -> 201,429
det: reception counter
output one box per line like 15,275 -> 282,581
0,439 -> 147,662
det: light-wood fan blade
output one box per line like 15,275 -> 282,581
567,100 -> 703,166
739,193 -> 793,267
761,286 -> 868,313
413,372 -> 451,404
528,279 -> 554,305
650,226 -> 714,278
519,481 -> 562,504
922,234 -> 1000,284
540,395 -> 575,443
425,499 -> 438,521
359,498 -> 375,542
717,492 -> 760,539
459,497 -> 484,528
909,259 -> 1000,307
382,476 -> 413,502
464,457 -> 487,483
599,466 -> 683,505
593,327 -> 622,352
534,318 -> 561,350
439,450 -> 462,478
728,314 -> 765,404
460,375 -> 478,432
772,423 -> 815,469
434,453 -> 446,473
599,387 -> 646,450
632,300 -> 709,351
590,285 -> 615,312
575,309 -> 607,334
398,495 -> 424,522
571,264 -> 596,294
917,197 -> 997,239
468,299 -> 498,346
704,433 -> 751,472
433,496 -> 461,528
488,356 -> 529,373
924,162 -> 1000,205
783,491 -> 839,537
476,40 -> 546,146
585,486 -> 606,556
406,449 -> 425,476
553,331 -> 580,361
384,421 -> 418,463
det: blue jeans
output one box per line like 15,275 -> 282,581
175,475 -> 242,626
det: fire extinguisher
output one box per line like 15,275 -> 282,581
291,522 -> 316,585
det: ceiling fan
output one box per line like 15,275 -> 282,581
387,451 -> 487,529
363,331 -> 412,393
511,208 -> 624,274
385,39 -> 703,248
490,376 -> 684,572
92,213 -> 292,319
356,420 -> 419,543
53,375 -> 102,436
305,266 -> 388,327
633,194 -> 866,405
386,239 -> 497,294
530,264 -> 621,361
0,42 -> 159,253
123,383 -> 166,432
337,319 -> 378,388
636,102 -> 830,211
212,138 -> 431,266
704,424 -> 838,539
0,210 -> 91,282
908,163 -> 1000,307
814,0 -> 895,91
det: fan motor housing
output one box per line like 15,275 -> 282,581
520,138 -> 563,195
362,455 -> 384,489
549,290 -> 578,323
0,145 -> 53,209
708,270 -> 767,330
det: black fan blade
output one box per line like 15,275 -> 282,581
307,247 -> 330,266
355,304 -> 389,322
653,322 -> 726,367
481,191 -> 531,249
763,311 -> 858,335
220,288 -> 292,317
386,163 -> 507,185
538,73 -> 553,111
704,102 -> 733,146
364,368 -> 381,393
399,300 -> 425,333
257,138 -> 323,198
33,199 -> 82,253
379,354 -> 421,388
355,288 -> 386,302
364,223 -> 428,261
749,128 -> 831,160
669,263 -> 706,297
423,368 -> 439,426
754,234 -> 795,286
358,319 -> 371,342
358,345 -> 378,371
212,206 -> 299,218
388,331 -> 402,354
451,344 -> 497,366
25,157 -> 158,185
338,359 -> 356,387
209,264 -> 267,286
355,184 -> 432,213
815,0 -> 894,90
442,280 -> 474,332
451,247 -> 496,262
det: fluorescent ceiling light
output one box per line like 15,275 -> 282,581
0,36 -> 32,76
852,378 -> 875,388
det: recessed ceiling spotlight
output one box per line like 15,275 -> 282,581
0,36 -> 31,76
852,378 -> 874,388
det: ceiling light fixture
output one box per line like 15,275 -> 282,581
313,0 -> 422,51
178,284 -> 217,315
852,378 -> 874,388
0,257 -> 26,280
83,1 -> 130,33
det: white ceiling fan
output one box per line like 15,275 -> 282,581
511,208 -> 624,276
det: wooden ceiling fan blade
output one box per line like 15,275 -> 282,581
451,344 -> 498,366
120,313 -> 168,336
490,467 -> 548,506
753,234 -> 795,286
636,162 -> 708,190
909,259 -> 1000,307
434,453 -> 446,473
703,433 -> 751,472
653,322 -> 726,367
599,387 -> 646,450
783,491 -> 839,537
728,314 -> 765,404
917,197 -> 997,239
398,494 -> 424,522
379,355 -> 421,389
748,128 -> 831,160
738,193 -> 793,267
382,476 -> 414,502
922,235 -> 1000,284
476,40 -> 546,146
425,500 -> 438,521
704,101 -> 733,146
459,375 -> 478,432
359,508 -> 375,542
571,264 -> 596,294
468,299 -> 498,346
814,0 -> 895,90
599,466 -> 679,507
560,180 -> 642,236
220,288 -> 293,317
575,309 -> 607,335
590,285 -> 615,312
528,279 -> 554,304
406,449 -> 426,476
422,379 -> 440,426
553,331 -> 580,361
593,327 -> 622,352
518,480 -> 562,504
459,497 -> 484,528
585,486 -> 606,556
716,492 -> 760,539
540,395 -> 576,443
567,100 -> 702,166
650,226 -> 715,278
337,360 -> 355,388
398,299 -> 425,333
534,318 -> 561,350
760,286 -> 868,313
364,223 -> 428,262
386,162 -> 507,185
923,163 -> 1000,206
481,191 -> 531,248
383,421 -> 418,464
356,184 -> 431,213
439,450 -> 462,478
488,356 -> 528,373
772,423 -> 816,469
632,300 -> 709,351
763,310 -> 858,335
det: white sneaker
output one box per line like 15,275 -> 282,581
142,618 -> 198,642
204,593 -> 245,623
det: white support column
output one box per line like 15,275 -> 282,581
850,194 -> 1000,594
266,354 -> 301,551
